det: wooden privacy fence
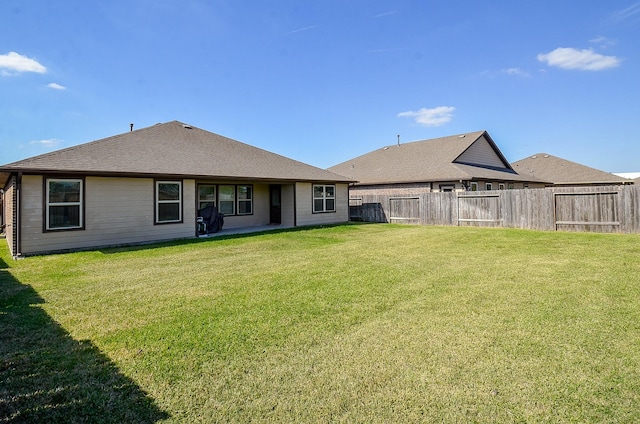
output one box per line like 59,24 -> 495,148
349,185 -> 640,234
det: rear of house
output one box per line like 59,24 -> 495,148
0,121 -> 351,258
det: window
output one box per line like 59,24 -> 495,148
470,182 -> 478,191
198,184 -> 216,212
218,185 -> 235,215
313,184 -> 335,213
237,185 -> 252,215
156,181 -> 182,223
499,183 -> 505,190
46,178 -> 83,230
486,183 -> 493,190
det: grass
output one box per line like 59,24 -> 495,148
1,223 -> 640,422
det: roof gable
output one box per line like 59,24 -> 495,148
511,153 -> 628,185
0,121 -> 351,183
454,133 -> 512,171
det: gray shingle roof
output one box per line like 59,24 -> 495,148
0,121 -> 352,183
511,153 -> 628,185
328,131 -> 541,185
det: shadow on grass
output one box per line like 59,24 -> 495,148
0,257 -> 169,423
98,222 -> 370,255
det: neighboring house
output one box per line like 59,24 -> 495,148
512,153 -> 630,187
328,130 -> 546,197
0,121 -> 352,258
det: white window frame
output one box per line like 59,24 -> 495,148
46,178 -> 84,230
313,184 -> 336,213
486,183 -> 493,191
499,183 -> 505,190
470,182 -> 479,191
155,180 -> 182,224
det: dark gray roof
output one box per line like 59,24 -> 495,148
328,130 -> 542,185
0,121 -> 352,183
512,153 -> 628,185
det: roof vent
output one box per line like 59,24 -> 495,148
459,134 -> 465,138
183,124 -> 192,129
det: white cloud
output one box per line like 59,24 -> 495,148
502,67 -> 530,77
609,2 -> 640,24
373,11 -> 397,18
537,47 -> 621,71
47,82 -> 66,90
288,25 -> 318,34
0,51 -> 47,75
29,138 -> 61,148
398,106 -> 456,127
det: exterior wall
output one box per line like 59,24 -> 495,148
3,176 -> 16,257
350,180 -> 546,198
281,184 -> 295,227
295,182 -> 349,226
217,182 -> 270,229
349,183 -> 435,197
19,176 -> 196,256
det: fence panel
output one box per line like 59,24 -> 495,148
422,192 -> 457,226
389,197 -> 420,224
554,191 -> 620,233
457,193 -> 501,227
350,186 -> 639,234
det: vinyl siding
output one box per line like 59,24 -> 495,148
3,176 -> 17,257
455,135 -> 507,169
295,182 -> 349,226
281,184 -> 295,227
218,183 -> 270,229
20,176 -> 196,255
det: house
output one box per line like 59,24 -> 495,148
327,130 -> 546,198
511,153 -> 630,187
0,121 -> 352,258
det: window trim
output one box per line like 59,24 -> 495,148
197,184 -> 217,212
197,183 -> 254,217
486,182 -> 493,191
44,177 -> 85,231
470,182 -> 479,191
237,185 -> 253,215
155,180 -> 183,224
313,184 -> 336,213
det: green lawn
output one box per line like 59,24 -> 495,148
2,224 -> 640,423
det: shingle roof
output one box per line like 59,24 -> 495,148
0,121 -> 352,183
511,153 -> 628,185
328,131 -> 541,185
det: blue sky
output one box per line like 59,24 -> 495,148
1,1 -> 639,173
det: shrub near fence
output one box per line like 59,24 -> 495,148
349,185 -> 640,234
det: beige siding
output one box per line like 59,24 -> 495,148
295,182 -> 349,226
221,183 -> 270,229
20,176 -> 196,255
281,184 -> 295,226
3,176 -> 16,257
456,135 -> 506,168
